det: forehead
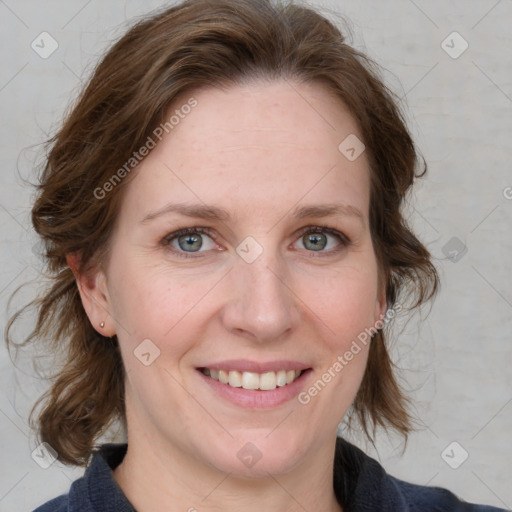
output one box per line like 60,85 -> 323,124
171,79 -> 362,154
121,79 -> 371,225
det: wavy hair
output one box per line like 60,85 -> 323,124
6,0 -> 439,465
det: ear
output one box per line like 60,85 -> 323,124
373,273 -> 388,327
373,289 -> 388,326
66,252 -> 116,337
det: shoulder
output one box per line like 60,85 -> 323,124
390,476 -> 507,512
31,472 -> 93,512
32,444 -> 131,512
32,495 -> 69,512
334,437 -> 508,512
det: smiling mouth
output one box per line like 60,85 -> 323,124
198,367 -> 309,391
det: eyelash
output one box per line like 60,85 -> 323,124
162,225 -> 351,260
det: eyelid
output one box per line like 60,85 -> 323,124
161,224 -> 351,259
295,225 -> 351,245
162,227 -> 220,259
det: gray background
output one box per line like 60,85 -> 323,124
1,0 -> 511,510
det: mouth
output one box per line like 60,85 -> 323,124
198,367 -> 308,391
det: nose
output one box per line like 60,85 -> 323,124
220,246 -> 301,343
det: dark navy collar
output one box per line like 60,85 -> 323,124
334,436 -> 409,510
34,437 -> 506,511
59,443 -> 134,512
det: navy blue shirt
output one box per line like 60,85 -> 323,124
34,438 -> 507,511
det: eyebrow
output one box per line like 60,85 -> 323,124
140,201 -> 365,224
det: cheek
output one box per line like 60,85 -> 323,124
108,254 -> 182,328
299,262 -> 380,344
107,256 -> 222,366
302,272 -> 376,411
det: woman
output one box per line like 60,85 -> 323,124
6,0 -> 506,510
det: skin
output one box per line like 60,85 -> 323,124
74,79 -> 387,512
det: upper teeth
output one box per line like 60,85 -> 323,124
202,368 -> 302,390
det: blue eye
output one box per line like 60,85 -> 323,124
293,226 -> 351,256
163,226 -> 350,259
164,227 -> 217,256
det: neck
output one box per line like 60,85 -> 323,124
114,425 -> 343,512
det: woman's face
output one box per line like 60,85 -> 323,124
83,79 -> 386,476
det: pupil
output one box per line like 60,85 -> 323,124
306,233 -> 326,251
179,234 -> 202,252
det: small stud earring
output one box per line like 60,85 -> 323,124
100,322 -> 105,328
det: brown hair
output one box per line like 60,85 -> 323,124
6,0 -> 438,465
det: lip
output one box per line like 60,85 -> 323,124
196,366 -> 313,409
196,359 -> 311,373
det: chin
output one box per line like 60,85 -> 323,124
200,432 -> 305,478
